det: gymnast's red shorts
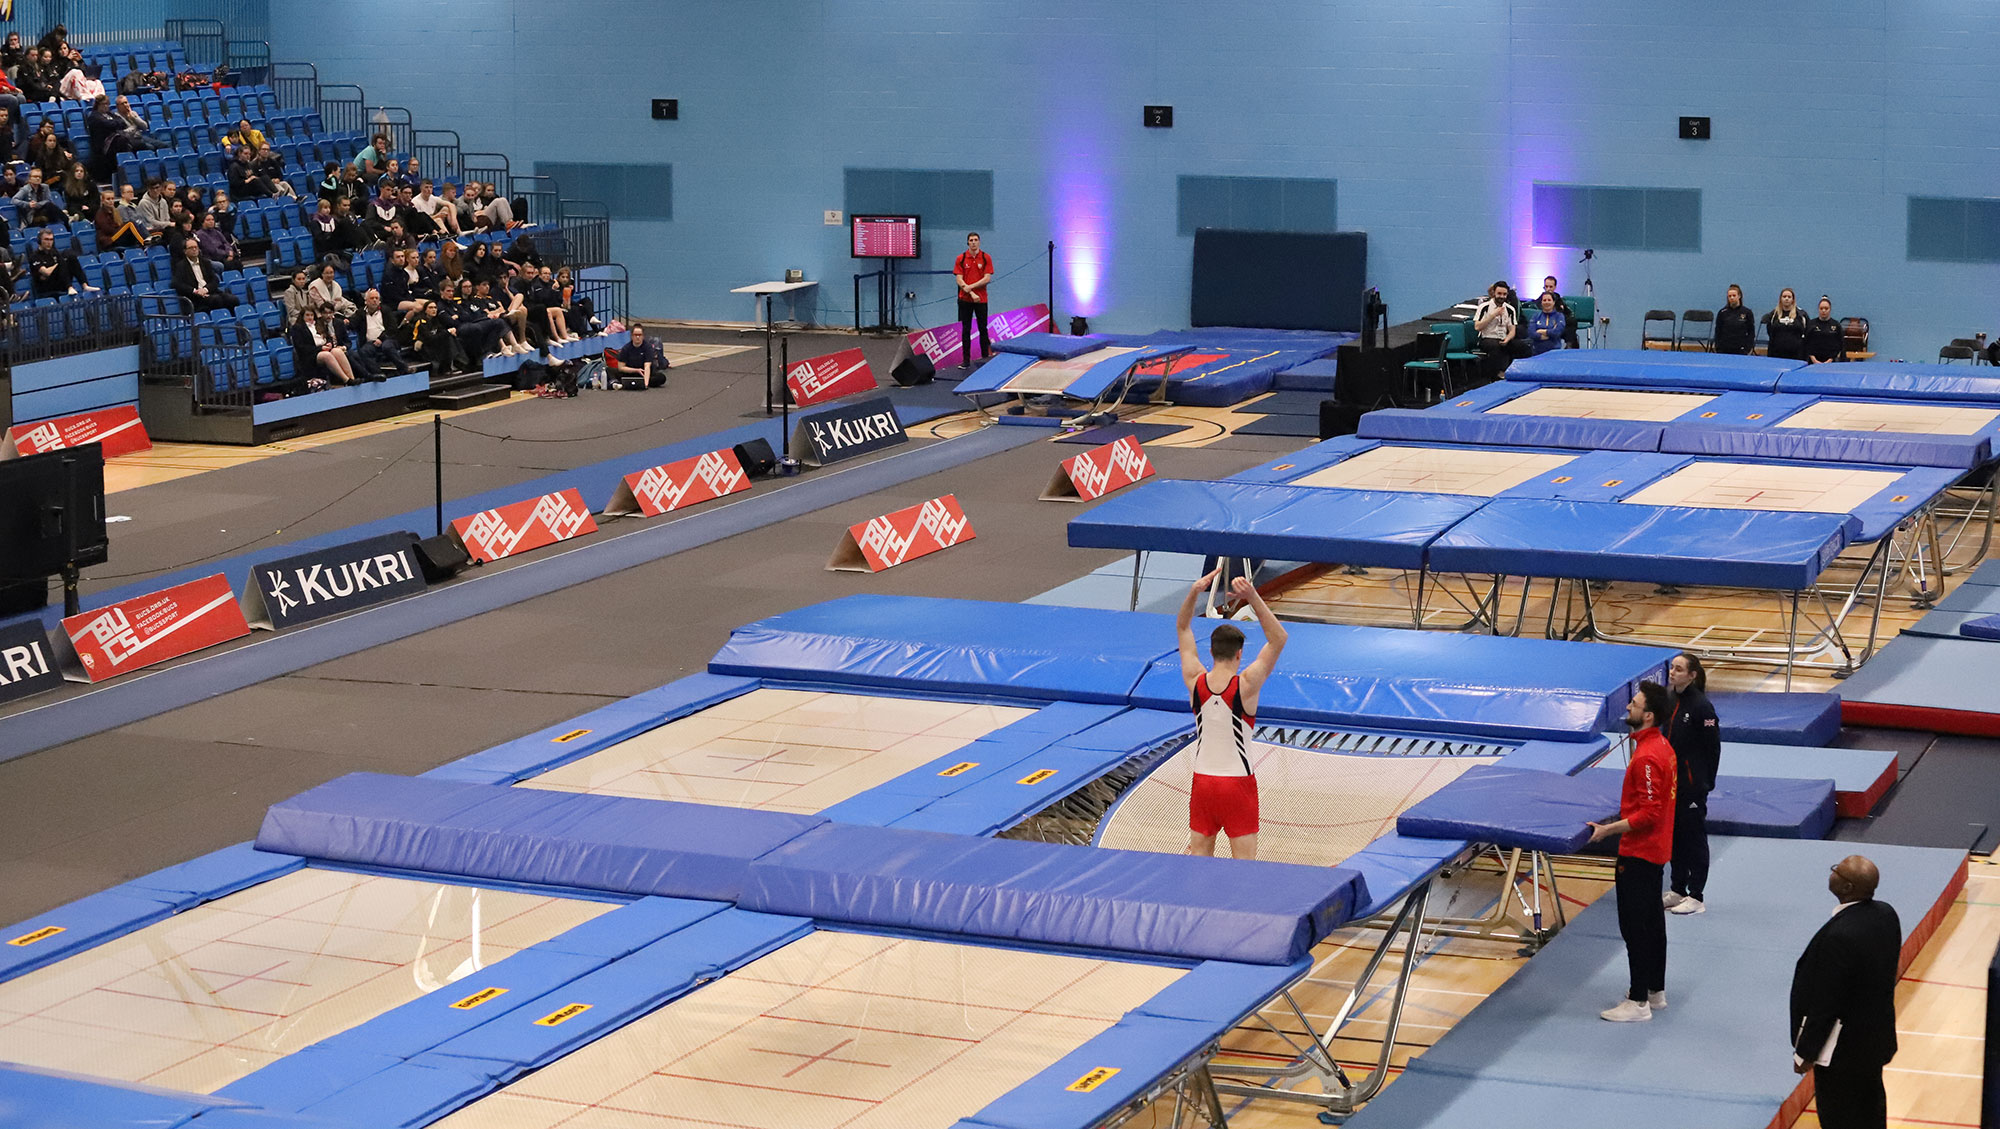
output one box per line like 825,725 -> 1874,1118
1189,773 -> 1260,838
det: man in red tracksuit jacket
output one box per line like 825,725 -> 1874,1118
1588,680 -> 1677,1022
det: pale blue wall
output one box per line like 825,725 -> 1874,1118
270,1 -> 2000,358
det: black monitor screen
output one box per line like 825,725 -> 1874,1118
852,215 -> 921,259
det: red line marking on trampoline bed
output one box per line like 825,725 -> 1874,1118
749,1037 -> 893,1077
1897,976 -> 1982,990
763,1014 -> 979,1044
707,748 -> 819,773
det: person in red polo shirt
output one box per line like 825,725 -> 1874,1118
953,232 -> 994,366
1588,680 -> 1677,1022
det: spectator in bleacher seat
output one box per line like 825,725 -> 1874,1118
36,25 -> 68,55
292,300 -> 359,385
172,236 -> 236,313
362,187 -> 403,244
85,95 -> 127,175
475,181 -> 517,230
496,269 -> 534,344
526,265 -> 578,343
378,158 -> 406,192
1714,284 -> 1755,355
0,165 -> 23,200
280,268 -> 313,328
473,276 -> 532,356
503,232 -> 541,274
1526,293 -> 1566,356
353,133 -> 391,177
165,199 -> 194,245
454,277 -> 525,359
380,219 -> 415,255
453,181 -> 481,229
112,95 -> 171,150
431,182 -> 465,236
0,72 -> 23,134
56,161 -> 94,223
347,288 -> 410,378
417,247 -> 441,291
196,209 -> 240,271
400,298 -> 456,374
114,183 -> 150,237
12,166 -> 65,227
28,226 -> 94,297
468,240 -> 502,286
57,62 -> 104,104
0,239 -> 26,299
16,47 -> 53,103
206,190 -> 235,238
1804,296 -> 1845,364
1763,288 -> 1808,360
1472,280 -> 1526,381
307,259 -> 355,319
553,267 -> 596,333
1539,276 -> 1579,349
252,143 -> 295,196
228,145 -> 285,200
379,247 -> 428,314
223,118 -> 266,154
116,69 -> 169,96
1,32 -> 24,76
0,108 -> 17,163
95,187 -> 144,251
405,180 -> 445,238
307,198 -> 360,267
136,178 -> 174,237
317,162 -> 344,201
27,124 -> 73,182
437,239 -> 466,288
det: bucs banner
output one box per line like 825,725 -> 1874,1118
603,449 -> 750,517
900,303 -> 1052,371
451,488 -> 598,564
785,348 -> 876,408
3,406 -> 152,460
1041,435 -> 1155,502
789,396 -> 908,468
54,574 -> 252,683
0,620 -> 63,706
827,494 -> 976,572
241,532 -> 427,631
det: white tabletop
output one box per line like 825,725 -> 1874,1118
731,280 -> 819,295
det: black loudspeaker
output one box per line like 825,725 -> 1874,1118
413,534 -> 471,583
1320,400 -> 1364,440
0,578 -> 46,617
733,438 -> 779,478
891,354 -> 935,386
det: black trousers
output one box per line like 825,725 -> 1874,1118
958,298 -> 989,362
1477,338 -> 1529,383
1614,857 -> 1667,1000
1670,796 -> 1710,899
1813,1064 -> 1887,1129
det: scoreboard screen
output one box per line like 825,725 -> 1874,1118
851,214 -> 921,259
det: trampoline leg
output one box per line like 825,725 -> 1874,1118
1785,591 -> 1801,691
1190,1066 -> 1229,1128
1130,552 -> 1145,612
1413,567 -> 1428,630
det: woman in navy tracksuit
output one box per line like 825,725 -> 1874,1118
1526,292 -> 1567,355
1663,652 -> 1721,914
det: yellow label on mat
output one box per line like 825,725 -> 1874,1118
1550,476 -> 1572,484
1017,769 -> 1058,785
6,926 -> 62,947
534,1003 -> 592,1027
937,762 -> 979,777
450,987 -> 507,1010
1067,1067 -> 1120,1092
1273,463 -> 1296,471
1891,495 -> 1908,503
1699,411 -> 1718,418
553,729 -> 593,744
1602,479 -> 1623,488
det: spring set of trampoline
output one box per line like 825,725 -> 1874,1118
1071,351 -> 2000,682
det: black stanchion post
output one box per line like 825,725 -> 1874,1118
1047,239 -> 1056,330
433,414 -> 443,536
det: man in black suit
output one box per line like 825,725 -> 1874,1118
1790,854 -> 1901,1129
171,236 -> 238,314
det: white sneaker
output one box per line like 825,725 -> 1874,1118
1662,891 -> 1686,909
1600,999 -> 1652,1023
1647,990 -> 1667,1011
1669,898 -> 1705,915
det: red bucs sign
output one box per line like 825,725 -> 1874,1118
785,348 -> 876,407
828,494 -> 976,572
902,303 -> 1051,369
451,488 -> 598,563
603,449 -> 750,517
4,406 -> 152,459
57,573 -> 251,682
1042,435 -> 1155,502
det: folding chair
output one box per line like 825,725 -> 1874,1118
1641,310 -> 1678,350
1677,309 -> 1714,351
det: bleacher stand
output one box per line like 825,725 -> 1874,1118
2,36 -> 576,404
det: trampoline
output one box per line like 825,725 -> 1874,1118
428,928 -> 1185,1129
517,688 -> 1034,814
0,868 -> 611,1093
1486,384 -> 1718,421
1290,446 -> 1576,496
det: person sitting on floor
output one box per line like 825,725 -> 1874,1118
610,322 -> 667,388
